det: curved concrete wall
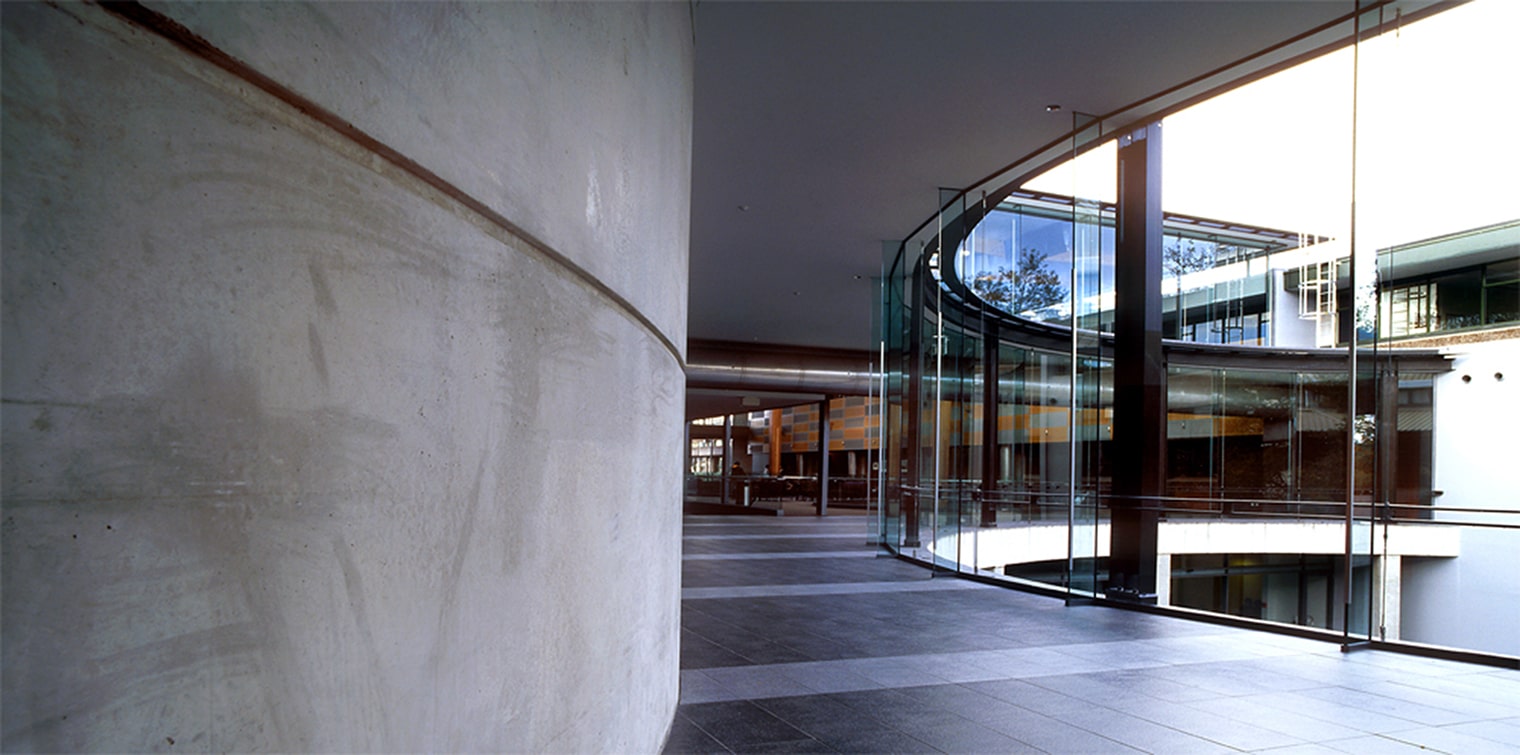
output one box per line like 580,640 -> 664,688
2,2 -> 690,751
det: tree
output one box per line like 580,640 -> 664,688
1163,239 -> 1215,281
971,248 -> 1068,316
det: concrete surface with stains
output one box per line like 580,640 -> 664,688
1,2 -> 690,751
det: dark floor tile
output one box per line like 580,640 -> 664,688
961,679 -> 1083,717
754,695 -> 887,740
731,738 -> 838,754
888,683 -> 1003,715
680,701 -> 813,750
910,720 -> 1035,753
714,633 -> 819,665
663,714 -> 732,754
816,729 -> 943,754
683,630 -> 755,669
825,688 -> 972,730
773,634 -> 861,662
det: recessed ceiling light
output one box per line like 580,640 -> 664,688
1046,104 -> 1062,112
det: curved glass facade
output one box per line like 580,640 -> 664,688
877,0 -> 1519,661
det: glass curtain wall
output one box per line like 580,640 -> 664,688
878,0 -> 1518,660
1350,0 -> 1519,656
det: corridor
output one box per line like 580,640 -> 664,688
665,513 -> 1520,753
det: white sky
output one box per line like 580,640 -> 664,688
1027,0 -> 1520,252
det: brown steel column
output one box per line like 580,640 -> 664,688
769,409 -> 782,476
1109,122 -> 1165,601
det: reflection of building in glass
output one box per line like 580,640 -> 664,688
963,194 -> 1519,350
688,398 -> 883,503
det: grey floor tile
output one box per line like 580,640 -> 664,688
701,666 -> 819,700
1251,746 -> 1357,755
990,646 -> 1113,676
1241,691 -> 1430,735
682,670 -> 741,704
1048,639 -> 1176,671
834,657 -> 952,688
976,706 -> 1145,754
963,679 -> 1087,717
1339,650 -> 1501,679
1375,725 -> 1520,754
1356,678 -> 1520,720
1182,695 -> 1366,742
1320,733 -> 1457,754
774,662 -> 884,695
1039,705 -> 1239,754
1141,659 -> 1324,696
1441,718 -> 1520,748
1386,672 -> 1520,711
1106,698 -> 1307,751
1292,685 -> 1482,727
1024,668 -> 1219,708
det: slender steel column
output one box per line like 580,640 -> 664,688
903,255 -> 925,547
1109,122 -> 1165,601
817,398 -> 831,516
722,413 -> 733,504
1376,366 -> 1399,511
980,321 -> 1000,527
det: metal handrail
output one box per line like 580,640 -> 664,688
888,483 -> 1520,530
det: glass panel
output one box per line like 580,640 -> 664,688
1350,0 -> 1520,650
913,303 -> 938,554
880,238 -> 911,552
991,348 -> 1077,589
1484,259 -> 1520,326
1068,114 -> 1108,599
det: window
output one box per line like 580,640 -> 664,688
1484,258 -> 1519,325
1381,282 -> 1435,338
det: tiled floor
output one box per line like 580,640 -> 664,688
665,513 -> 1520,754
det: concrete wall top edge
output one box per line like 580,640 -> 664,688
137,0 -> 694,356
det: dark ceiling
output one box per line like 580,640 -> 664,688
686,1 -> 1351,354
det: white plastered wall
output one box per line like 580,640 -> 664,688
1401,341 -> 1520,657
